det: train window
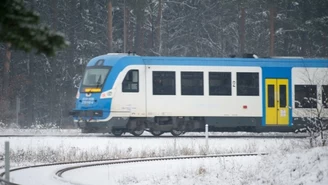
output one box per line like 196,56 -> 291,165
236,72 -> 259,96
268,85 -> 275,107
153,71 -> 176,95
181,72 -> 203,95
82,68 -> 111,87
122,70 -> 139,92
209,72 -> 231,96
279,85 -> 287,107
322,85 -> 328,108
294,85 -> 317,108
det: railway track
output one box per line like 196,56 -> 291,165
0,134 -> 308,139
0,156 -> 134,185
55,152 -> 268,177
0,152 -> 268,185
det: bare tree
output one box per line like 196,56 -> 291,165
294,67 -> 328,147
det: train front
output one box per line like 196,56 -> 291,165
70,56 -> 117,133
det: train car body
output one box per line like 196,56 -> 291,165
70,53 -> 328,136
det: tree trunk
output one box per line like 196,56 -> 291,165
156,0 -> 162,53
300,0 -> 308,57
2,43 -> 11,97
283,1 -> 291,56
48,0 -> 59,124
323,33 -> 327,57
0,43 -> 11,124
127,7 -> 133,52
147,2 -> 154,54
300,32 -> 307,56
140,27 -> 144,55
123,0 -> 127,53
134,1 -> 145,55
108,0 -> 113,53
239,7 -> 245,56
269,6 -> 275,56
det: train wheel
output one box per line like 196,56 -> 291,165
112,129 -> 123,137
170,129 -> 183,137
131,129 -> 144,137
150,130 -> 164,136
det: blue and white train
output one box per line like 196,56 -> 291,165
70,53 -> 328,136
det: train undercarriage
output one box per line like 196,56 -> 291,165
78,116 -> 272,137
75,114 -> 319,136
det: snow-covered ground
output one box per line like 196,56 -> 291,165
62,147 -> 328,185
0,133 -> 309,166
0,129 -> 326,185
0,127 -> 309,137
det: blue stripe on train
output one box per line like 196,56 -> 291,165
91,55 -> 327,92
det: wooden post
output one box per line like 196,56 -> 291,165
5,141 -> 10,181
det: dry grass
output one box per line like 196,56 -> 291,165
0,138 -> 308,169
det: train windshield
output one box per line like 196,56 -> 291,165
81,67 -> 112,90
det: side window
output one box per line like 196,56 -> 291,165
279,85 -> 287,107
209,72 -> 231,96
323,85 -> 328,108
237,72 -> 259,96
268,85 -> 275,107
153,71 -> 176,95
122,70 -> 139,92
181,72 -> 203,95
294,85 -> 317,108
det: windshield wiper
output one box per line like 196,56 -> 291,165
96,75 -> 102,88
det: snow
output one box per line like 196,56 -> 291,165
0,127 -> 309,137
7,164 -> 77,185
0,129 -> 326,185
61,147 -> 328,185
62,156 -> 262,185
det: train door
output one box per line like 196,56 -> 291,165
265,79 -> 289,125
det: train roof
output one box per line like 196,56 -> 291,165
86,53 -> 328,68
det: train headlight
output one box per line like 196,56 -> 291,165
100,90 -> 113,99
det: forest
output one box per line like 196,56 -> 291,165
0,0 -> 327,128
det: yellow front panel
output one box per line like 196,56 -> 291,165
265,79 -> 277,125
277,79 -> 289,125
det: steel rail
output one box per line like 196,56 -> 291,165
0,157 -> 130,178
0,176 -> 19,185
0,134 -> 308,139
54,152 -> 269,183
0,152 -> 268,185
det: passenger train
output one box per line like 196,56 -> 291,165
69,53 -> 328,136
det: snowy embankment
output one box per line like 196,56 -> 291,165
62,146 -> 328,185
0,133 -> 309,167
0,127 -> 309,137
0,129 -> 326,185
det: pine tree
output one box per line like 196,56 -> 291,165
0,0 -> 68,56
